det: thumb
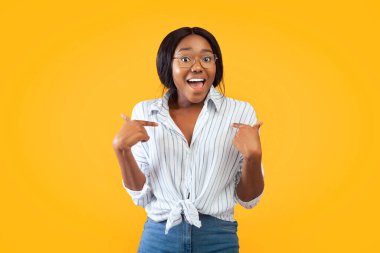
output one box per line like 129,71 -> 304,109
252,121 -> 264,128
120,113 -> 130,121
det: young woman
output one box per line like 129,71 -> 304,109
112,27 -> 265,253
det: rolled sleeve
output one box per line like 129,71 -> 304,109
234,162 -> 264,209
122,163 -> 153,208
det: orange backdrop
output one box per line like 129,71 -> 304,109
1,1 -> 379,252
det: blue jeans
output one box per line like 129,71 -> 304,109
137,213 -> 239,253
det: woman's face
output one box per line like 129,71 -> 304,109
171,34 -> 216,107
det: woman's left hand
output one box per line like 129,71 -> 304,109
231,121 -> 263,160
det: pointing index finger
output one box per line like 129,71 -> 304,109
120,114 -> 158,126
121,113 -> 130,121
135,120 -> 159,127
231,123 -> 248,128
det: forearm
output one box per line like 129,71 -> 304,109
236,155 -> 264,201
113,147 -> 146,191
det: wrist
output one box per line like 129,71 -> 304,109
112,140 -> 132,152
244,153 -> 262,162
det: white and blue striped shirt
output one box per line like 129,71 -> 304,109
123,85 -> 264,234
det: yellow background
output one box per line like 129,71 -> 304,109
1,1 -> 379,252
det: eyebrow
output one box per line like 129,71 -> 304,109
177,47 -> 213,53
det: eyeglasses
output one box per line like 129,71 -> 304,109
172,54 -> 218,68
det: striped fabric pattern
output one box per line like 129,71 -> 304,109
123,85 -> 264,234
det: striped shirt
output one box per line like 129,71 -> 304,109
122,85 -> 264,234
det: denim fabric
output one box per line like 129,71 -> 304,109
137,213 -> 239,253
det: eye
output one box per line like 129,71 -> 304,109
180,56 -> 191,62
202,56 -> 212,62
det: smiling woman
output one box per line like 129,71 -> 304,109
112,27 -> 265,253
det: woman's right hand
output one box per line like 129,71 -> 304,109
112,113 -> 159,151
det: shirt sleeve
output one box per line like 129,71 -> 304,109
122,102 -> 154,208
234,102 -> 265,209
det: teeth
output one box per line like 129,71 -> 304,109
188,78 -> 205,82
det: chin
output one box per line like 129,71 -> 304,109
188,94 -> 207,103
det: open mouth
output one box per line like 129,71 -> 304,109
186,78 -> 206,90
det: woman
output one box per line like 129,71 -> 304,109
112,27 -> 265,253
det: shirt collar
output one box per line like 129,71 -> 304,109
149,85 -> 224,115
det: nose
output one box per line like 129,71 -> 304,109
191,58 -> 204,72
